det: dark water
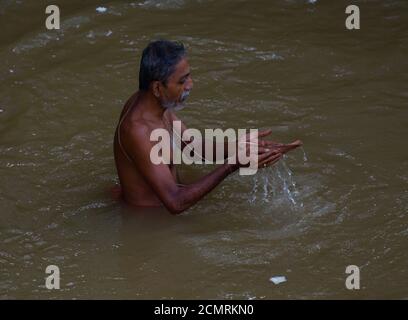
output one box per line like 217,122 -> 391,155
0,0 -> 407,299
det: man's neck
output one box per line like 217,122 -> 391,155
139,90 -> 166,120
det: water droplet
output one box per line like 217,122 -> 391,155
300,146 -> 308,162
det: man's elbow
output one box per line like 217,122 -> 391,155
166,202 -> 185,215
163,196 -> 186,215
161,188 -> 190,215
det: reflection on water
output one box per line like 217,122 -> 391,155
1,0 -> 408,299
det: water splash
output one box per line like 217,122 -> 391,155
280,156 -> 297,191
300,146 -> 308,162
276,163 -> 297,206
249,176 -> 258,204
249,148 -> 308,209
262,174 -> 270,203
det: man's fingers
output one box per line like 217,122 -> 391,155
248,136 -> 302,157
257,147 -> 269,154
258,140 -> 284,149
264,155 -> 282,167
257,129 -> 272,138
257,150 -> 275,162
258,153 -> 282,168
257,147 -> 279,154
258,152 -> 282,167
288,139 -> 302,147
278,139 -> 303,154
264,141 -> 285,148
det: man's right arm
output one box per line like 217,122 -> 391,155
124,126 -> 279,214
124,125 -> 239,214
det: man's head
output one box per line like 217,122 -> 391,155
139,40 -> 193,110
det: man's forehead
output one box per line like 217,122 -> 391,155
171,58 -> 190,78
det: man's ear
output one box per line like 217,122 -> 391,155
152,81 -> 161,98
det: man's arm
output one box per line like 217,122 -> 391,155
125,125 -> 237,214
169,111 -> 272,162
125,125 -> 280,214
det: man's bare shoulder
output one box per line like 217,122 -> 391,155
122,119 -> 150,143
122,116 -> 161,152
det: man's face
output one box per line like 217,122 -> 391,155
158,57 -> 193,110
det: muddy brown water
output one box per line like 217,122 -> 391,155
0,0 -> 407,299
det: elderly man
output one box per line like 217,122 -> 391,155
113,40 -> 301,214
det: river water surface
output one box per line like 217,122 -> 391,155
0,0 -> 407,299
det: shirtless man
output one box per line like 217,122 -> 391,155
113,40 -> 301,214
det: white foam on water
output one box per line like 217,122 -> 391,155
137,0 -> 186,10
12,16 -> 91,54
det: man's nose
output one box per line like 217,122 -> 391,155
185,77 -> 193,91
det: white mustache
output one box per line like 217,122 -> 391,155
180,90 -> 190,102
160,90 -> 191,111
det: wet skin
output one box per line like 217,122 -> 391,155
113,57 -> 302,214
